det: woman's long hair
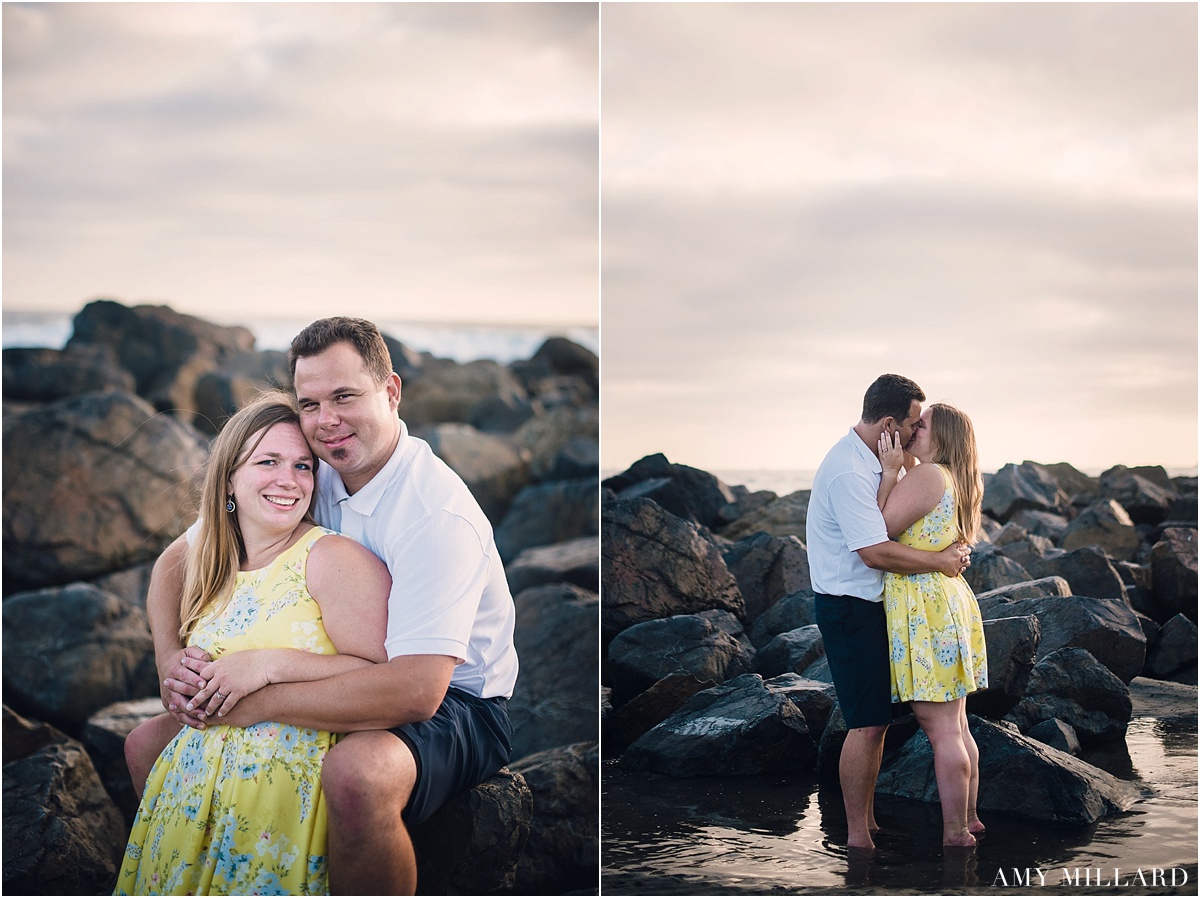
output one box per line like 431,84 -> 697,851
179,391 -> 317,642
928,403 -> 982,545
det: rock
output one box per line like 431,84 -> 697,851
81,698 -> 168,827
1027,718 -> 1083,756
1099,465 -> 1177,525
722,533 -> 811,622
982,463 -> 1070,521
762,673 -> 837,740
192,349 -> 290,435
606,672 -> 718,757
413,424 -> 530,526
977,594 -> 1146,684
876,715 -> 1139,824
1163,495 -> 1198,530
748,589 -> 818,648
2,344 -> 136,402
607,611 -> 755,706
601,496 -> 743,643
1033,462 -> 1101,507
67,299 -> 255,426
3,583 -> 157,729
513,406 -> 599,483
401,359 -> 531,428
381,335 -> 437,382
605,454 -> 739,531
494,478 -> 598,562
3,392 -> 208,595
966,615 -> 1040,719
815,703 -> 919,782
509,743 -> 598,896
509,584 -> 598,761
994,525 -> 1056,572
505,536 -> 598,597
1150,528 -> 1197,623
621,674 -> 817,777
410,768 -> 532,896
1061,500 -> 1141,562
1145,614 -> 1198,680
528,337 -> 599,394
2,706 -> 126,896
1006,647 -> 1133,742
801,655 -> 833,684
963,543 -> 1032,595
467,390 -> 541,434
1115,560 -> 1153,618
719,490 -> 811,542
90,562 -> 155,613
1008,509 -> 1070,543
755,625 -> 825,680
1029,546 -> 1129,604
975,576 -> 1072,604
544,436 -> 599,482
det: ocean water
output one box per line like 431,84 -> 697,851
0,309 -> 598,367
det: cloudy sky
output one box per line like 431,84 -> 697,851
601,2 -> 1197,477
3,2 -> 598,327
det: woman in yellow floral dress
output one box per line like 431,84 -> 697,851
115,394 -> 390,895
876,402 -> 987,848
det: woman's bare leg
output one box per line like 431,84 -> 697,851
960,700 -> 984,835
911,699 -> 975,847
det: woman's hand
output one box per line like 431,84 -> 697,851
182,649 -> 279,720
878,430 -> 905,478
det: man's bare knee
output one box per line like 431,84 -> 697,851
322,732 -> 416,826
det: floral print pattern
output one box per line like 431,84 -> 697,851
884,467 -> 988,703
116,527 -> 339,896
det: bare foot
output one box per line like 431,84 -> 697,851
943,831 -> 977,848
968,816 -> 986,836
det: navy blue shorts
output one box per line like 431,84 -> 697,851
814,593 -> 893,730
389,686 -> 512,826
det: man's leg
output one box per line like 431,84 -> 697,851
322,730 -> 419,896
124,712 -> 184,797
840,724 -> 888,850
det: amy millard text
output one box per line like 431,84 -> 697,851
992,868 -> 1190,888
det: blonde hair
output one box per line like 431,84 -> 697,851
928,403 -> 982,545
179,391 -> 316,642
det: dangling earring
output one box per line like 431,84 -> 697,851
226,496 -> 237,513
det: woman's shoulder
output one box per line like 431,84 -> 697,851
307,530 -> 383,569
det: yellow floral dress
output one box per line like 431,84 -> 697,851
116,526 -> 340,896
884,466 -> 988,703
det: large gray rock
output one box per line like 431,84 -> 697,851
1150,528 -> 1197,624
513,406 -> 599,483
414,423 -> 530,525
607,611 -> 755,706
963,544 -> 1032,595
1061,500 -> 1141,562
977,594 -> 1146,684
192,349 -> 290,435
509,584 -> 598,761
410,768 -> 531,895
1027,718 -> 1083,756
601,496 -> 743,643
494,478 -> 598,562
1033,462 -> 1101,507
762,673 -> 837,740
747,589 -> 817,648
526,337 -> 599,394
1006,647 -> 1133,742
1008,509 -> 1070,543
876,715 -> 1139,824
3,583 -> 157,729
3,391 -> 208,594
621,674 -> 817,777
967,615 -> 1040,719
755,625 -> 825,679
1145,614 -> 1198,680
1029,546 -> 1128,604
722,533 -> 811,622
2,344 -> 136,402
983,463 -> 1071,521
82,697 -> 168,826
719,490 -> 811,542
509,742 -> 598,896
975,576 -> 1072,604
67,299 -> 255,426
605,672 -> 717,757
604,454 -> 739,532
401,358 -> 530,427
1099,465 -> 1177,525
504,536 -> 598,597
3,706 -> 126,896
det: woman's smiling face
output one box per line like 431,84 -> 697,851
227,422 -> 315,535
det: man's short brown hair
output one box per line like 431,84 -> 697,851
288,317 -> 393,385
862,373 -> 925,424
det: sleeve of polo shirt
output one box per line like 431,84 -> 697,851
382,510 -> 488,663
827,470 -> 889,552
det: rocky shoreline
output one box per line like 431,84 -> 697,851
2,299 -> 599,895
601,454 -> 1196,827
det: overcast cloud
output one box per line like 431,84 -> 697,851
4,2 -> 598,326
601,2 -> 1197,475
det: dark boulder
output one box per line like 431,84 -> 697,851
192,349 -> 290,435
601,496 -> 743,643
495,478 -> 598,562
963,543 -> 1032,595
605,454 -> 738,531
505,536 -> 598,598
1145,613 -> 1198,681
621,674 -> 817,777
722,533 -> 811,622
3,583 -> 157,729
509,742 -> 598,896
1008,509 -> 1070,543
719,490 -> 810,542
1032,462 -> 1101,507
1150,528 -> 1197,623
1061,500 -> 1141,562
982,463 -> 1070,521
2,344 -> 135,402
514,406 -> 598,483
81,697 -> 167,826
1027,718 -> 1082,756
605,672 -> 717,757
467,390 -> 541,434
509,583 -> 598,761
3,391 -> 208,594
528,337 -> 599,394
876,715 -> 1139,824
762,673 -> 837,740
975,576 -> 1072,604
747,589 -> 817,648
967,615 -> 1040,719
1006,647 -> 1132,742
402,359 -> 531,428
1099,465 -> 1177,525
1029,546 -> 1128,604
607,611 -> 755,706
755,625 -> 825,680
544,436 -> 599,482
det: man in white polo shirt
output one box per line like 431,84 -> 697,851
808,373 -> 969,852
127,317 -> 518,894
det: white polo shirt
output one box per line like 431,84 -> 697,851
312,420 -> 518,699
806,429 -> 890,602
